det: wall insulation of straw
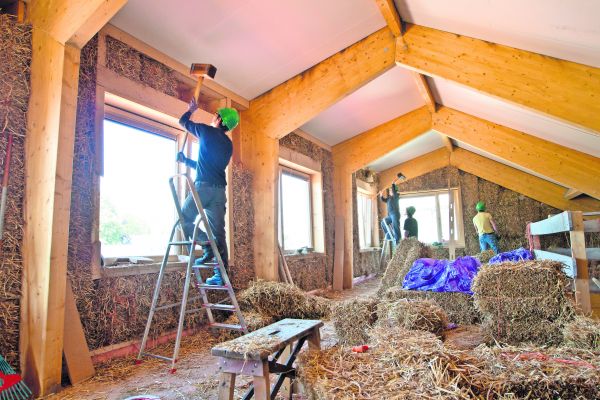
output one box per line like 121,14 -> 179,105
65,35 -> 256,351
0,15 -> 31,367
279,133 -> 334,290
352,173 -> 382,277
388,166 -> 565,255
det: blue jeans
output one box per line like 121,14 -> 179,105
181,182 -> 228,267
479,233 -> 499,254
384,213 -> 400,245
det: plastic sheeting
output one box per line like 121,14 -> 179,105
488,247 -> 534,264
402,256 -> 481,295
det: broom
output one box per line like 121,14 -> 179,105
0,355 -> 32,399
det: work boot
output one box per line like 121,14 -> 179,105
205,267 -> 223,286
194,246 -> 214,265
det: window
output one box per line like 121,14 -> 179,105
357,191 -> 374,249
100,119 -> 177,257
278,168 -> 313,251
398,189 -> 464,246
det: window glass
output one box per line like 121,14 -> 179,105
279,170 -> 312,251
357,192 -> 373,248
100,119 -> 176,257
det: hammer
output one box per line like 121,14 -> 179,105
180,63 -> 217,152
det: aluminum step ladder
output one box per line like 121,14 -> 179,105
137,174 -> 248,372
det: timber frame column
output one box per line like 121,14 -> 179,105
21,1 -> 127,395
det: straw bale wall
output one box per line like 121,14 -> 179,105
0,15 -> 31,367
279,133 -> 334,289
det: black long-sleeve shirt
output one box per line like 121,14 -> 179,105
379,188 -> 400,216
179,111 -> 232,186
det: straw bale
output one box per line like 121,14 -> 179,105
383,287 -> 479,325
286,253 -> 328,291
376,298 -> 448,337
481,318 -> 564,346
105,36 -> 142,82
139,54 -> 178,96
330,298 -> 378,345
475,249 -> 495,264
563,316 -> 600,351
238,280 -> 331,321
218,311 -> 274,342
379,238 -> 430,293
0,300 -> 19,366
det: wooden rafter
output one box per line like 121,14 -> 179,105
439,134 -> 454,152
374,0 -> 402,37
378,148 -> 450,190
433,107 -> 600,200
451,148 -> 600,212
565,188 -> 584,200
412,72 -> 436,113
396,24 -> 600,133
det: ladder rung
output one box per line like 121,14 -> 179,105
192,263 -> 218,270
170,240 -> 193,246
141,353 -> 174,362
197,284 -> 230,291
185,307 -> 203,314
203,303 -> 236,311
154,296 -> 202,311
210,322 -> 244,331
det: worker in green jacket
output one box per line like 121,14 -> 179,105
403,206 -> 418,239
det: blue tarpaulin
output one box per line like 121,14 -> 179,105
488,247 -> 534,264
402,256 -> 482,295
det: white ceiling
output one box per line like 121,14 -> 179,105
367,130 -> 444,172
110,0 -> 385,99
396,0 -> 600,68
300,67 -> 424,146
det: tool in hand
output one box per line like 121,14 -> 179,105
179,63 -> 217,153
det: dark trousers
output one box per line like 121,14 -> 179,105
385,212 -> 401,244
181,182 -> 228,267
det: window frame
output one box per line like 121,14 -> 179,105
278,165 -> 314,252
398,188 -> 465,247
356,186 -> 378,250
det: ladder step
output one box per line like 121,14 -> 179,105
210,322 -> 244,331
141,353 -> 174,362
203,303 -> 236,311
154,296 -> 202,311
170,240 -> 193,246
197,284 -> 230,291
192,263 -> 219,270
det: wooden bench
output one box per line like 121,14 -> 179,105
211,318 -> 323,400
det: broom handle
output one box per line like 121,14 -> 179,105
0,133 -> 13,240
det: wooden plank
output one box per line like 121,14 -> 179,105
584,219 -> 600,233
252,362 -> 270,400
533,250 -> 576,278
374,0 -> 403,37
570,211 -> 591,314
67,0 -> 127,48
244,27 -> 396,140
378,148 -> 449,191
548,247 -> 600,261
333,216 -> 345,291
212,319 -> 323,360
412,72 -> 436,113
332,106 -> 431,173
529,212 -> 573,236
433,107 -> 600,200
218,373 -> 236,400
396,24 -> 600,133
565,188 -> 584,200
63,281 -> 95,384
450,148 -> 600,213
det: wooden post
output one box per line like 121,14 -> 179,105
218,372 -> 236,400
570,211 -> 592,314
252,361 -> 271,400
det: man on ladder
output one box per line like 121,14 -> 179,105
177,98 -> 239,285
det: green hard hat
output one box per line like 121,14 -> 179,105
217,107 -> 240,131
406,206 -> 416,216
476,201 -> 486,212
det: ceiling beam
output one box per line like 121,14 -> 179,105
332,106 -> 431,172
67,0 -> 128,48
396,24 -> 600,133
451,148 -> 600,212
439,133 -> 454,152
565,188 -> 584,200
412,72 -> 437,113
374,0 -> 402,37
244,27 -> 396,139
433,106 -> 600,200
378,147 -> 449,190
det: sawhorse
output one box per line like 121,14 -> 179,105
211,318 -> 323,400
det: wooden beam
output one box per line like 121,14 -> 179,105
332,166 -> 354,289
412,72 -> 436,113
374,0 -> 402,37
450,148 -> 600,212
396,24 -> 600,133
570,211 -> 592,314
245,27 -> 396,139
68,0 -> 128,48
440,133 -> 454,152
565,188 -> 584,200
332,106 -> 431,172
27,0 -> 115,44
378,148 -> 450,190
433,107 -> 600,200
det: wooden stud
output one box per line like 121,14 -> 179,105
570,211 -> 592,314
252,361 -> 271,400
378,148 -> 449,192
412,72 -> 436,113
396,24 -> 600,133
433,107 -> 600,200
332,168 -> 354,289
451,148 -> 600,212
